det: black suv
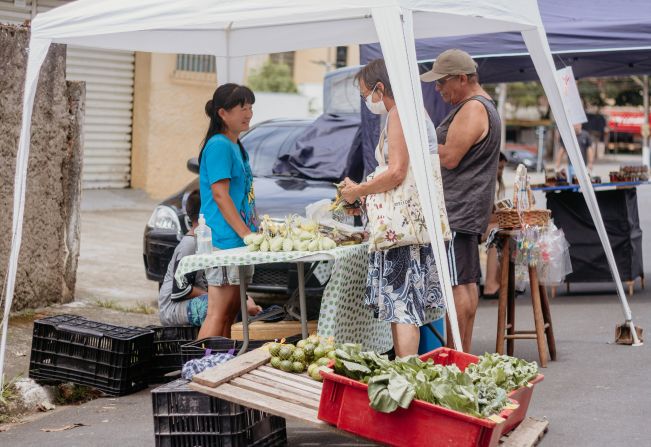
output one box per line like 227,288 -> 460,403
143,119 -> 343,295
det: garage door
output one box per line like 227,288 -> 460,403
1,0 -> 135,189
66,47 -> 135,189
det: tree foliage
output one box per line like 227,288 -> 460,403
247,60 -> 298,93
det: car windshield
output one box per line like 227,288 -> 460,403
242,124 -> 308,177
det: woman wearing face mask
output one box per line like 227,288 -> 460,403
340,59 -> 443,357
197,83 -> 258,339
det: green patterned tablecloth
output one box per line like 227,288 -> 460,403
175,244 -> 394,353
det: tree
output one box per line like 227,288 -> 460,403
247,60 -> 298,93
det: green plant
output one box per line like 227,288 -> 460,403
0,375 -> 20,405
247,60 -> 298,93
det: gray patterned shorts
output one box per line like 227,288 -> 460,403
205,265 -> 254,286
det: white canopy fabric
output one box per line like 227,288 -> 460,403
1,0 -> 642,385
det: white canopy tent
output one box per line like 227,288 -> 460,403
1,0 -> 642,386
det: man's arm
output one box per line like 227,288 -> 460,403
587,145 -> 595,171
554,146 -> 566,171
438,100 -> 489,170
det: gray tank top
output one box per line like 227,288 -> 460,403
436,95 -> 501,234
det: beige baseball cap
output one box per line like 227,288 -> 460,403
420,49 -> 478,82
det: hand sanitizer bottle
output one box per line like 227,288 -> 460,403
195,214 -> 213,254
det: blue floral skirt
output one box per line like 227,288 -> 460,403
365,244 -> 445,325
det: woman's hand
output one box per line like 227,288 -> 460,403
340,177 -> 361,204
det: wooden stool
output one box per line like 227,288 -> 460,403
495,232 -> 557,367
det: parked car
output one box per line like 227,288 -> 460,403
143,118 -> 352,295
505,148 -> 540,172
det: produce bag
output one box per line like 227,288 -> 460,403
536,223 -> 572,285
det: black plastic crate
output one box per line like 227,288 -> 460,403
147,325 -> 200,383
29,314 -> 154,396
152,379 -> 286,447
180,334 -> 301,365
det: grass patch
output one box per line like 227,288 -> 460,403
0,375 -> 19,405
0,375 -> 21,424
93,299 -> 156,314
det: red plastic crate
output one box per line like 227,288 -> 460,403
419,348 -> 544,434
318,347 -> 543,447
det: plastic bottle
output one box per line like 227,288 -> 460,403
195,214 -> 213,254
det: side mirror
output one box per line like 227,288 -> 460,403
187,157 -> 199,174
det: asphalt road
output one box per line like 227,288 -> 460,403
2,163 -> 650,446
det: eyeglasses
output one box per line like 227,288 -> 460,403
435,75 -> 458,87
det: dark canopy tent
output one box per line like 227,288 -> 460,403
360,0 -> 651,174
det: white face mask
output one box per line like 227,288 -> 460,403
364,84 -> 388,115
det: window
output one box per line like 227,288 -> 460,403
176,54 -> 216,73
335,46 -> 348,69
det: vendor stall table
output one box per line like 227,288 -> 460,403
189,348 -> 549,447
533,182 -> 646,296
176,244 -> 445,355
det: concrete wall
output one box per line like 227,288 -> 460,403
0,25 -> 85,311
131,53 -> 212,199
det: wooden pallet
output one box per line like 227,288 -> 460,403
190,349 -> 548,446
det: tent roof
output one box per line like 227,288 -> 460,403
32,0 -> 542,56
362,0 -> 651,81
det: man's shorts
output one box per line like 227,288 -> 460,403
205,265 -> 254,287
186,294 -> 208,327
445,231 -> 481,286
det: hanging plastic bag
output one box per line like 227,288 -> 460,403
536,222 -> 572,285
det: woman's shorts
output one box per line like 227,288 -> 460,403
205,265 -> 254,287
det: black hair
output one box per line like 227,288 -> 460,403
354,58 -> 394,99
499,152 -> 507,162
198,83 -> 255,165
186,190 -> 201,224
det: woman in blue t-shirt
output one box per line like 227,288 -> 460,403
197,83 -> 257,339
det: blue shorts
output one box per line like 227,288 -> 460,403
186,294 -> 208,327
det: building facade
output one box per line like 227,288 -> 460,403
1,1 -> 359,198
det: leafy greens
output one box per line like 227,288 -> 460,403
333,345 -> 538,418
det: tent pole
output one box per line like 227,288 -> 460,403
371,6 -> 462,351
642,75 -> 649,167
497,83 -> 507,152
522,29 -> 642,346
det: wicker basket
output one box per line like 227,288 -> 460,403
495,208 -> 550,229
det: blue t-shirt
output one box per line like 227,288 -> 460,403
199,134 -> 257,249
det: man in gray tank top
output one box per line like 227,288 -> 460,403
421,49 -> 501,352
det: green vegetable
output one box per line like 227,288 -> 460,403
313,346 -> 326,360
310,366 -> 327,381
280,360 -> 293,372
307,335 -> 320,345
465,353 -> 538,392
331,344 -> 538,418
278,345 -> 295,360
292,348 -> 306,363
268,343 -> 281,357
270,357 -> 282,369
292,361 -> 306,373
316,357 -> 330,367
303,343 -> 316,359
